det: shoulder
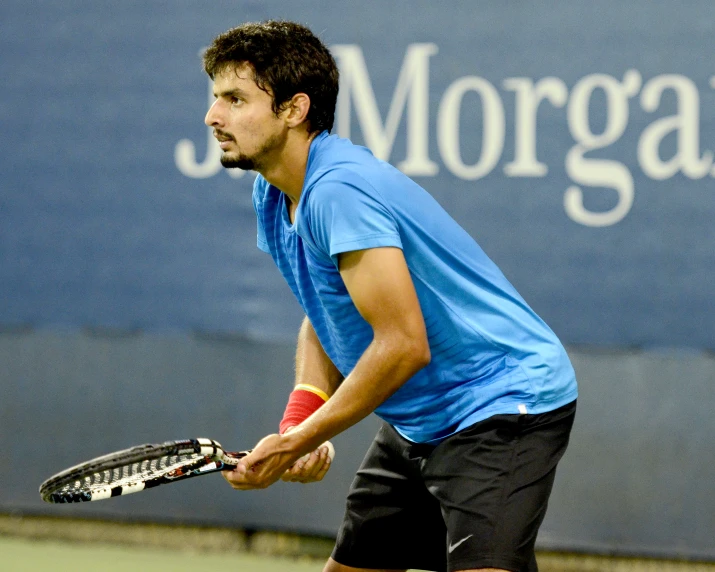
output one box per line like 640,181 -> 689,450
303,168 -> 385,220
309,134 -> 379,180
302,134 -> 405,215
305,142 -> 384,203
310,135 -> 418,199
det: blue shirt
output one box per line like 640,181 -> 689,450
253,132 -> 577,443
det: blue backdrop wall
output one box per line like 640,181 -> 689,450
1,0 -> 714,561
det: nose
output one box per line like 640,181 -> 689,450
204,99 -> 223,127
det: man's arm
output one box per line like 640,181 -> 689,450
278,317 -> 343,483
300,246 -> 431,439
295,316 -> 344,397
224,246 -> 430,489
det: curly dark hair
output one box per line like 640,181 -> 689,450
203,20 -> 339,134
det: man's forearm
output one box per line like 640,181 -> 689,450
284,330 -> 430,455
295,316 -> 343,396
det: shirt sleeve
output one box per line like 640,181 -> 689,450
304,173 -> 402,266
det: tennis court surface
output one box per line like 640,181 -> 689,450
1,535 -> 324,572
2,515 -> 714,572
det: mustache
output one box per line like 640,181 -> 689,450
213,129 -> 235,142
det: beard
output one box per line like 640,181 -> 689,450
216,128 -> 286,173
220,153 -> 256,171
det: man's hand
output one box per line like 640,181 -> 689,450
281,442 -> 333,483
278,425 -> 333,484
222,433 -> 297,490
221,433 -> 334,490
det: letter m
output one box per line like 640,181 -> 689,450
331,43 -> 438,176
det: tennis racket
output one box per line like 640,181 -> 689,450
39,438 -> 247,503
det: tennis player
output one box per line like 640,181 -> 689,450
204,20 -> 578,572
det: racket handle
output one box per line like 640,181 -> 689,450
221,442 -> 334,468
221,441 -> 334,468
221,450 -> 250,467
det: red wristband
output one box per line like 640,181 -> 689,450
279,388 -> 328,434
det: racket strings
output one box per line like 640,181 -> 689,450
58,453 -> 205,494
39,439 -> 241,503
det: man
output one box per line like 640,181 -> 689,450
203,20 -> 577,572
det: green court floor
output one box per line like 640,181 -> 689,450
3,529 -> 713,572
0,536 -> 325,572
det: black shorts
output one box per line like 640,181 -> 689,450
332,400 -> 576,572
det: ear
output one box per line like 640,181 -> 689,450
283,93 -> 311,128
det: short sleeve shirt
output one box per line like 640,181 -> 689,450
253,132 -> 577,443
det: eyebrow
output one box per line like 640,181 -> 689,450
213,88 -> 248,99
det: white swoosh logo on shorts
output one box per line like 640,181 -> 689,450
448,534 -> 473,553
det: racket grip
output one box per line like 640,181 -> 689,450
221,450 -> 250,467
220,442 -> 334,469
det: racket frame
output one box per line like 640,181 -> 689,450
39,438 -> 246,503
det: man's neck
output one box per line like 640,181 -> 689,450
260,131 -> 319,205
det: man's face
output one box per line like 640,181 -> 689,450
204,64 -> 286,172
